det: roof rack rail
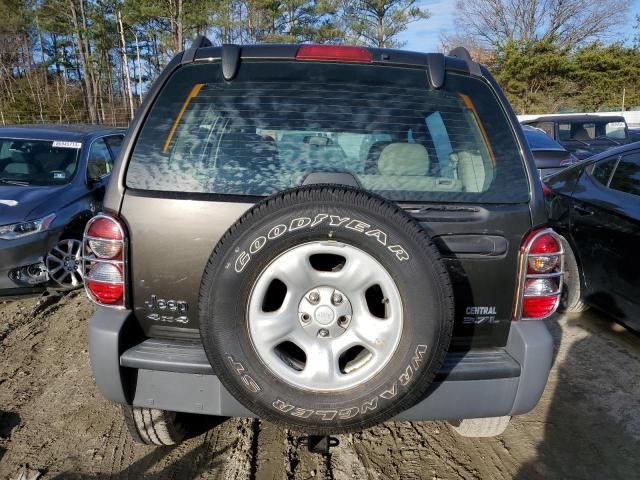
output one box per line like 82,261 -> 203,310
449,46 -> 481,76
182,35 -> 213,64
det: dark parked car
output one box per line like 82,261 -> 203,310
522,114 -> 632,160
83,41 -> 562,447
522,125 -> 579,177
546,142 -> 640,331
0,125 -> 124,297
628,127 -> 640,143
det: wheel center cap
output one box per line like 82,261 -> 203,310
298,286 -> 353,338
314,305 -> 335,325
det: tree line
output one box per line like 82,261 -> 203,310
448,0 -> 640,114
0,0 -> 428,126
0,0 -> 638,126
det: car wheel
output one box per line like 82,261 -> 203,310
122,406 -> 188,446
448,416 -> 511,437
45,237 -> 83,290
199,185 -> 454,434
558,238 -> 589,313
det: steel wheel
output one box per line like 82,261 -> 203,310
248,241 -> 403,392
46,238 -> 83,289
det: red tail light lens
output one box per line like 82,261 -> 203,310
523,295 -> 559,318
83,214 -> 126,308
87,280 -> 124,304
296,45 -> 372,63
87,217 -> 123,259
529,234 -> 560,255
515,229 -> 564,320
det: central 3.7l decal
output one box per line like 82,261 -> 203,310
233,214 -> 409,273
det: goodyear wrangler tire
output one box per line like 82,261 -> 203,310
199,186 -> 454,434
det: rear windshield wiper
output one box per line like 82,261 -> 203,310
0,178 -> 31,186
569,138 -> 591,147
595,135 -> 620,145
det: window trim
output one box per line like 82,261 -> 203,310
607,152 -> 640,197
588,155 -> 621,188
85,134 -> 118,183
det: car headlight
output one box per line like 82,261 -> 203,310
0,213 -> 56,240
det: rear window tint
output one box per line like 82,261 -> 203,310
127,62 -> 529,203
524,128 -> 564,150
591,157 -> 619,186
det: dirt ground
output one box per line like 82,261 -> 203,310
1,291 -> 639,480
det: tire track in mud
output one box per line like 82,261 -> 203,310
252,421 -> 336,479
4,295 -> 640,480
87,414 -> 256,479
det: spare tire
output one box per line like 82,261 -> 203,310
199,186 -> 454,434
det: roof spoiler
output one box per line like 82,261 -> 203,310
181,35 -> 213,64
182,36 -> 241,81
449,46 -> 481,76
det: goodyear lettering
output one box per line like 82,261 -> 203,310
233,212 -> 410,272
268,224 -> 287,239
249,236 -> 267,254
289,217 -> 311,231
346,219 -> 370,233
365,229 -> 388,245
329,215 -> 350,227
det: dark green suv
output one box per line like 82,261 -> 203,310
82,40 -> 563,446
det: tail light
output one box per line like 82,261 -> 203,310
296,45 -> 372,63
83,214 -> 126,307
513,229 -> 564,320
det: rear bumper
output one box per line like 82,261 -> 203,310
88,308 -> 553,421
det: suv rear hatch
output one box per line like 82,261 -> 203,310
115,45 -> 536,349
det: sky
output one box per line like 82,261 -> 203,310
398,0 -> 640,53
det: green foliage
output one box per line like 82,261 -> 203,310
492,40 -> 640,114
343,0 -> 429,48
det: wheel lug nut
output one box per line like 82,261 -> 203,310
332,293 -> 343,305
318,328 -> 329,338
337,315 -> 349,327
308,292 -> 320,304
301,313 -> 311,323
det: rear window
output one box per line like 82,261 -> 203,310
559,121 -> 628,142
127,62 -> 529,203
524,128 -> 564,150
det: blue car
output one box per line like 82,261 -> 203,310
0,124 -> 124,297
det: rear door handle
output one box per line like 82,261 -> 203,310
574,205 -> 595,216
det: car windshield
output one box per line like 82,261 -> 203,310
127,61 -> 529,203
558,120 -> 628,143
0,137 -> 81,185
